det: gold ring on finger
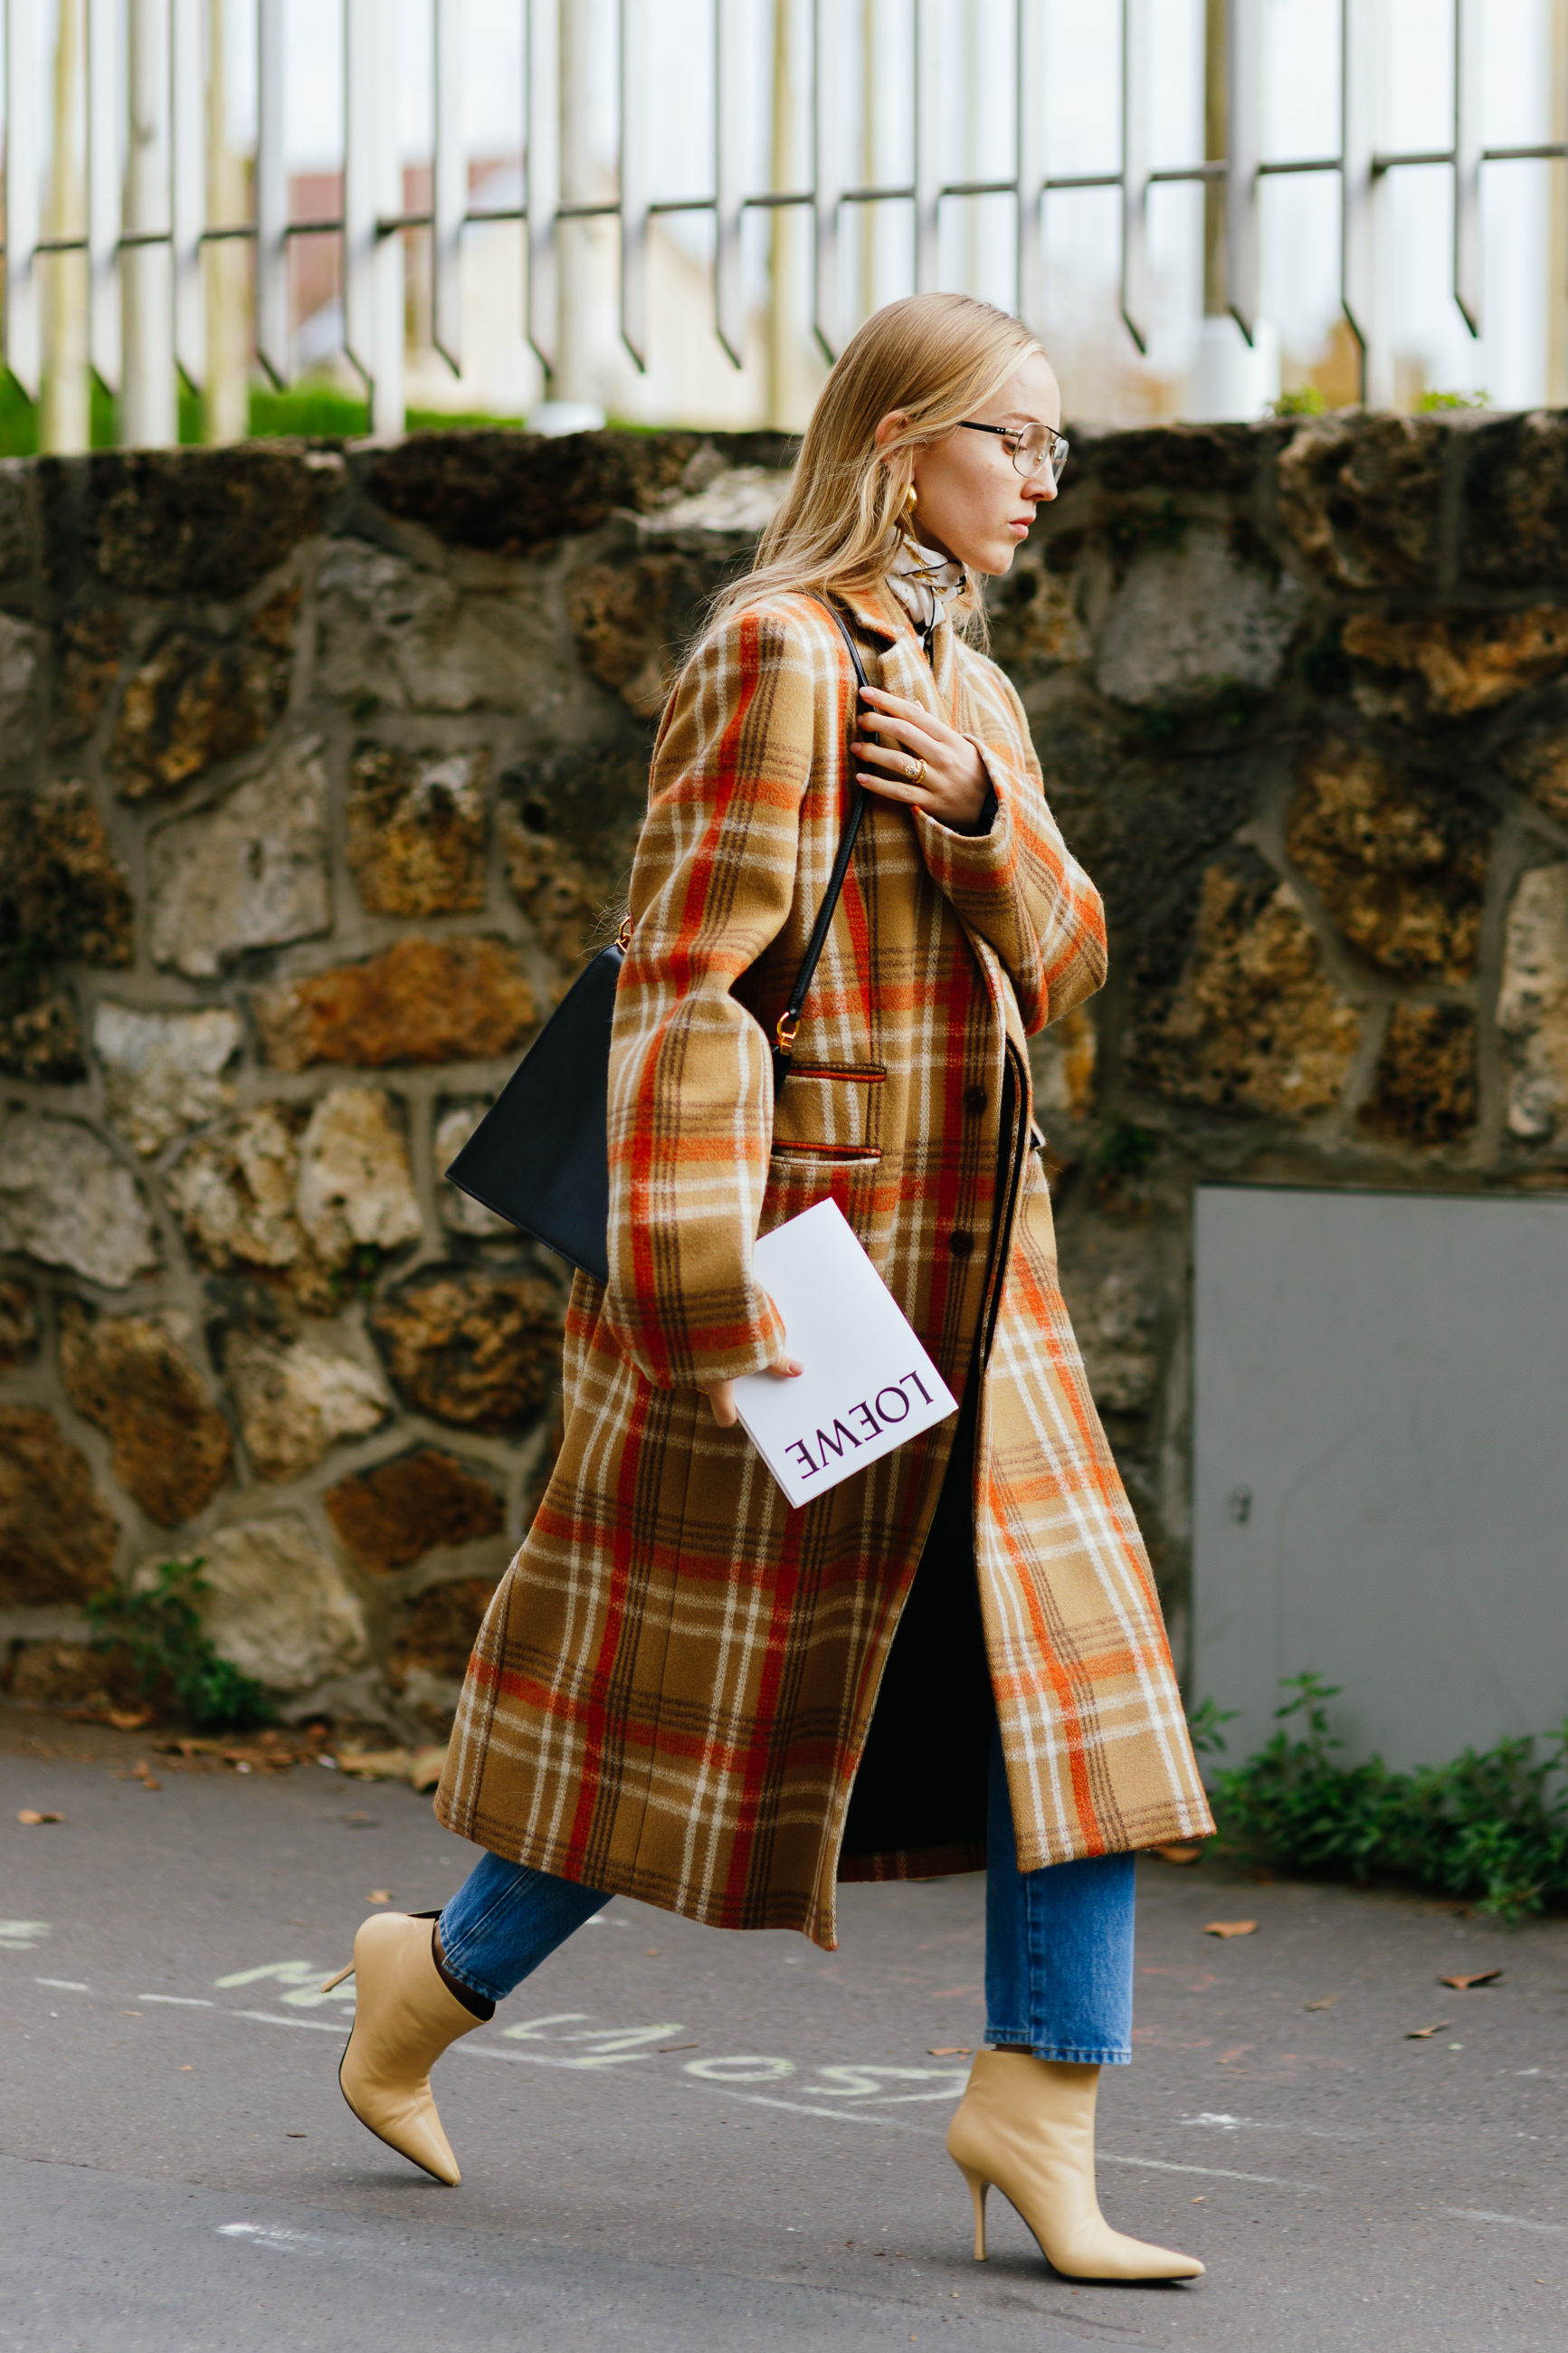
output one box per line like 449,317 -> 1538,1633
905,757 -> 926,784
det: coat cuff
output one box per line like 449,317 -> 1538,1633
912,744 -> 1016,883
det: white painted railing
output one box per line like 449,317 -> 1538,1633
2,0 -> 1564,447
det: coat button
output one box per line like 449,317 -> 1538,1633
963,1084 -> 987,1114
948,1230 -> 974,1258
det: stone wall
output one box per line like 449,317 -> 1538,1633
1,415 -> 1564,1729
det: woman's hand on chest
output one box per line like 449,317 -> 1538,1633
852,683 -> 989,829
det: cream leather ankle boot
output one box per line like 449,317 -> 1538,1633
322,1911 -> 482,2185
946,2049 -> 1203,2281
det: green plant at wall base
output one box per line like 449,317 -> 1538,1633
1091,1119 -> 1160,1179
1195,1672 -> 1568,1921
1268,386 -> 1326,417
1417,388 -> 1489,412
329,1243 -> 387,1305
85,1558 -> 273,1731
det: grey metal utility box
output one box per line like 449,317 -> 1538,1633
1192,1184 -> 1568,1774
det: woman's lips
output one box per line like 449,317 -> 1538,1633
1007,519 -> 1031,537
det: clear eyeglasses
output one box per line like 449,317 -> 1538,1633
958,419 -> 1069,485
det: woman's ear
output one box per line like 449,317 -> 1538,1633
872,408 -> 910,453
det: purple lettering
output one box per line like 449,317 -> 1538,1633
874,1386 -> 911,1423
785,1439 -> 819,1478
814,1418 -> 863,1462
900,1368 -> 934,1406
849,1400 -> 880,1440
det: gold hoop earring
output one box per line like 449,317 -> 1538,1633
904,481 -> 917,517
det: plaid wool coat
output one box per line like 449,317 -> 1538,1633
435,583 -> 1212,1948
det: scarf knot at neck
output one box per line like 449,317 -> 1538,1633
884,527 -> 966,637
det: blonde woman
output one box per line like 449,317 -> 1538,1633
328,292 -> 1213,2285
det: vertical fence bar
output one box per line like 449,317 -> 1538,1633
1226,0 -> 1261,341
87,0 -> 119,394
913,0 -> 941,291
123,0 -> 176,445
812,0 -> 843,359
619,0 -> 650,370
432,0 -> 463,374
1453,0 -> 1482,335
255,0 -> 287,385
171,0 -> 204,388
715,0 -> 745,367
5,0 -> 41,400
1016,0 -> 1046,338
345,0 -> 401,434
1121,0 -> 1151,352
525,0 -> 558,377
1341,0 -> 1380,402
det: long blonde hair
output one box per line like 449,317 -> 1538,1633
711,292 -> 1045,645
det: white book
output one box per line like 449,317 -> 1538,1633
731,1197 -> 959,1509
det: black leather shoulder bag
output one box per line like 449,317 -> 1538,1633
444,597 -> 871,1283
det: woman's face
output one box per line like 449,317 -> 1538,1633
877,350 -> 1062,576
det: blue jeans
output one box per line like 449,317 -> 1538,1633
438,1725 -> 1135,2061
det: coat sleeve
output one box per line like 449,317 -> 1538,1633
910,662 -> 1107,1036
602,608 -> 814,1390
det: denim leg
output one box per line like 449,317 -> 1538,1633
984,1727 -> 1136,2065
437,1851 -> 611,2006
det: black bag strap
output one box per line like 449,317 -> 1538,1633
771,597 -> 870,1090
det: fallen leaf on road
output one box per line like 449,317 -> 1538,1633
368,1890 -> 392,1904
1150,1843 -> 1204,1865
409,1744 -> 448,1792
1406,2021 -> 1450,2038
16,1810 -> 62,1826
1303,1994 -> 1338,2011
1441,1970 -> 1502,1990
928,2047 -> 972,2057
336,1741 -> 450,1791
1203,1920 -> 1259,1938
107,1707 -> 154,1732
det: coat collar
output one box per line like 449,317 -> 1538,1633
832,580 -> 959,710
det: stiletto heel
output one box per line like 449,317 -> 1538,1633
318,1960 -> 355,1993
957,2162 -> 990,2260
946,2051 -> 1203,2282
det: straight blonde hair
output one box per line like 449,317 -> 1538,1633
710,291 -> 1045,647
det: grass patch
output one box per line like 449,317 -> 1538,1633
1196,1672 -> 1568,1921
0,373 -> 527,456
85,1557 -> 273,1731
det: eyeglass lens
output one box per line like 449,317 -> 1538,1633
1012,430 -> 1067,482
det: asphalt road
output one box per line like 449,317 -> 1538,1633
3,1708 -> 1564,2353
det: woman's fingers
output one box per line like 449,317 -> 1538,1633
703,1354 -> 803,1428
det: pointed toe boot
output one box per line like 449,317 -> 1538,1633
327,1911 -> 481,2186
946,2048 -> 1204,2282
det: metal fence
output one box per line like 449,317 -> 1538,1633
4,0 -> 1566,445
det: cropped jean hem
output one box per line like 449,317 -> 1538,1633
984,2036 -> 1131,2066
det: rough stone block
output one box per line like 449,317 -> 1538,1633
985,558 -> 1091,674
386,1576 -> 499,1700
0,611 -> 44,762
363,427 -> 721,554
0,987 -> 84,1082
1126,851 -> 1361,1119
0,1406 -> 119,1605
371,1267 -> 564,1430
1497,862 -> 1568,1142
1080,422 -> 1261,495
433,1103 -> 512,1236
93,1003 -> 242,1158
565,550 -> 729,718
346,745 -> 489,915
223,1327 -> 390,1484
1342,609 -> 1568,722
1059,1256 -> 1161,1413
145,1513 -> 368,1692
147,735 -> 329,978
1357,1004 -> 1478,1148
1096,525 -> 1305,710
166,1103 -> 311,1282
315,540 -> 556,716
0,461 -> 32,581
81,444 -> 337,597
294,1086 -> 424,1269
1497,724 -> 1568,828
1275,414 -> 1447,587
0,1279 -> 38,1370
1028,1006 -> 1097,1128
49,606 -> 124,748
254,937 -> 535,1072
0,1111 -> 157,1288
1287,741 -> 1489,982
2,1639 -> 119,1710
58,1303 -> 232,1525
324,1447 -> 504,1574
109,591 -> 296,800
0,777 -> 134,965
1460,414 -> 1568,586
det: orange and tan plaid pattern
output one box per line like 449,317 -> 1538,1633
435,586 -> 1212,1948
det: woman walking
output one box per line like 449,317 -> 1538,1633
329,291 -> 1213,2283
